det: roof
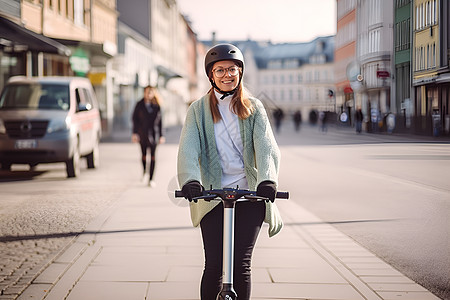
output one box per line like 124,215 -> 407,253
7,76 -> 91,85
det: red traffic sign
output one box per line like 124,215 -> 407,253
377,70 -> 390,78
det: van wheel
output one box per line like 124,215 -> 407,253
1,163 -> 11,171
87,140 -> 99,169
66,144 -> 80,178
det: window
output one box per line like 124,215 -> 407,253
369,29 -> 380,53
66,0 -> 69,17
396,0 -> 411,8
74,0 -> 84,26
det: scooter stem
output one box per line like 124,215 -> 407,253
217,201 -> 237,299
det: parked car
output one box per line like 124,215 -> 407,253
0,76 -> 101,177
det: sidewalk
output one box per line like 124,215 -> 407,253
17,142 -> 441,300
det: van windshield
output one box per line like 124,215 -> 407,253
0,83 -> 70,110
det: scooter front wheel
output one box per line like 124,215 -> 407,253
217,283 -> 237,299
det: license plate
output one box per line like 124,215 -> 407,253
15,139 -> 37,149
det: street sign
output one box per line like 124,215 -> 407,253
377,70 -> 390,78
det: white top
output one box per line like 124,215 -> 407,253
213,90 -> 248,189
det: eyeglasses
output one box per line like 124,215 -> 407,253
212,66 -> 240,78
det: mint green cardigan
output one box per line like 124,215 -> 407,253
177,94 -> 283,237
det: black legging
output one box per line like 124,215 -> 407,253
140,141 -> 156,179
199,200 -> 265,300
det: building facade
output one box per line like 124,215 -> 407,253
248,38 -> 336,124
0,1 -> 72,89
356,0 -> 394,133
412,0 -> 450,136
335,0 -> 358,125
114,0 -> 200,130
394,0 -> 413,132
1,0 -> 118,135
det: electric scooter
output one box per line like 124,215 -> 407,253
175,187 -> 289,300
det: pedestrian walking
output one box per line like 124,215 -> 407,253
273,107 -> 284,133
132,85 -> 165,187
319,111 -> 328,132
293,110 -> 302,132
355,108 -> 363,133
177,43 -> 283,300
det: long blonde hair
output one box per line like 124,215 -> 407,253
208,71 -> 254,123
145,85 -> 162,106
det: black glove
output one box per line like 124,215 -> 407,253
256,180 -> 277,202
181,181 -> 204,202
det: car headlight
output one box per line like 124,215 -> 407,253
0,118 -> 6,134
47,117 -> 71,133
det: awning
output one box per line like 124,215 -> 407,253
54,38 -> 116,59
157,65 -> 182,80
0,16 -> 71,56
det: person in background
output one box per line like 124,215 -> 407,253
319,111 -> 328,132
293,110 -> 302,132
132,85 -> 165,187
355,108 -> 363,133
177,43 -> 283,300
273,107 -> 284,133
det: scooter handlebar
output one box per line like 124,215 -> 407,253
276,191 -> 289,199
175,189 -> 289,200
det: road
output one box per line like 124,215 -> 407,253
275,123 -> 450,300
0,123 -> 449,299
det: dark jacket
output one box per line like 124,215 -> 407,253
132,99 -> 163,144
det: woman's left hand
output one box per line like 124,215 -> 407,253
256,180 -> 277,202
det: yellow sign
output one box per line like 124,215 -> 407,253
88,72 -> 106,85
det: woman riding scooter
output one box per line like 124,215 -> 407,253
177,43 -> 283,300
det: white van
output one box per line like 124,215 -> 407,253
0,76 -> 101,177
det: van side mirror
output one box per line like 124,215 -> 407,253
78,103 -> 92,112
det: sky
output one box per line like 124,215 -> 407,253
176,0 -> 337,43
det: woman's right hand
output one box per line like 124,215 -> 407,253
181,181 -> 204,201
132,133 -> 140,143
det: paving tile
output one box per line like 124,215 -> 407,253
252,282 -> 365,299
96,233 -> 200,247
252,267 -> 273,283
352,267 -> 404,277
16,283 -> 52,300
146,281 -> 199,299
90,246 -> 201,265
33,262 -> 68,284
269,267 -> 347,284
377,291 -> 441,300
340,257 -> 386,264
346,262 -> 395,269
165,266 -> 202,282
66,281 -> 147,300
333,250 -> 378,258
367,282 -> 428,292
360,276 -> 416,284
253,248 -> 322,268
80,263 -> 169,282
54,242 -> 87,264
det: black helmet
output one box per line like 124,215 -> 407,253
204,43 -> 244,77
